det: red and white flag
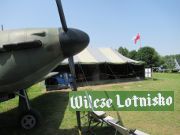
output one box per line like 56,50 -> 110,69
133,33 -> 141,44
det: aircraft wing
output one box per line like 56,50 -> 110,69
34,72 -> 59,85
43,72 -> 59,80
0,40 -> 42,52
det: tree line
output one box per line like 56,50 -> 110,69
118,46 -> 180,70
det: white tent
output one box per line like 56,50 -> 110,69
54,47 -> 144,82
174,59 -> 180,70
62,47 -> 141,64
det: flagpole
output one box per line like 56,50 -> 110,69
1,25 -> 3,31
139,34 -> 142,61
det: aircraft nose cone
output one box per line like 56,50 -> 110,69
59,28 -> 89,58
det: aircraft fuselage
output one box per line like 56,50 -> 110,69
0,28 -> 63,93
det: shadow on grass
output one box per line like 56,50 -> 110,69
81,111 -> 124,135
0,91 -> 77,135
80,126 -> 115,135
0,91 -> 123,135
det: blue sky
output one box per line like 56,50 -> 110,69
0,0 -> 180,55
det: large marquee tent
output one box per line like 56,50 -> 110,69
53,47 -> 145,84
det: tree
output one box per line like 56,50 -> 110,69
175,54 -> 180,64
137,46 -> 161,67
118,47 -> 129,57
162,55 -> 175,70
128,50 -> 137,60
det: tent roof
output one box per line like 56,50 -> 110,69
61,47 -> 142,65
175,59 -> 180,70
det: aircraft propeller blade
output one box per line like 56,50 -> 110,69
55,0 -> 89,132
55,0 -> 89,58
55,0 -> 68,32
68,56 -> 82,131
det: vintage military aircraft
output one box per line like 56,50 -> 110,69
0,0 -> 89,130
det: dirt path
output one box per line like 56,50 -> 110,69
78,81 -> 137,90
46,79 -> 143,93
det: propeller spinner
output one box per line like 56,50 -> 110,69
55,0 -> 89,58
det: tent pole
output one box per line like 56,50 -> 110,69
105,63 -> 118,80
77,63 -> 89,86
128,63 -> 138,78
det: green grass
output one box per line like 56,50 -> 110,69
0,73 -> 180,135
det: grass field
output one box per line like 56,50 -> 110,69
0,73 -> 180,135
